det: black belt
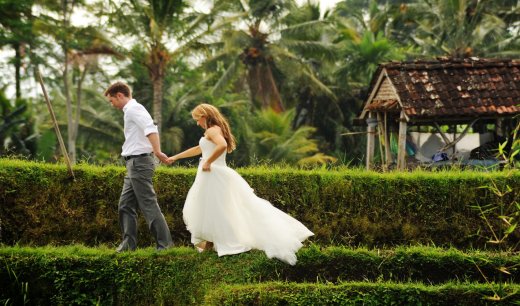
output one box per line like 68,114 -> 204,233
123,152 -> 153,161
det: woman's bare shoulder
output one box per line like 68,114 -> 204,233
206,125 -> 223,135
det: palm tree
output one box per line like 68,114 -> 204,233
249,108 -> 336,165
109,0 -> 183,134
401,0 -> 520,57
303,0 -> 410,163
108,0 -> 236,133
332,0 -> 409,86
208,0 -> 335,113
30,0 -> 119,163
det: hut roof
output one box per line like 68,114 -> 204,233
359,57 -> 520,122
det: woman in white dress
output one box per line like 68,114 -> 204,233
168,104 -> 313,265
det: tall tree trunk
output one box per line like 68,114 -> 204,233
14,43 -> 21,100
148,46 -> 167,135
247,63 -> 284,113
264,62 -> 284,113
247,65 -> 263,110
62,0 -> 76,164
63,51 -> 76,164
152,77 -> 163,134
72,64 -> 88,154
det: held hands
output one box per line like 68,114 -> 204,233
167,155 -> 178,164
155,152 -> 171,165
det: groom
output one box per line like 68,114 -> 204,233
105,81 -> 173,252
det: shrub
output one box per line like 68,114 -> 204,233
0,159 -> 519,248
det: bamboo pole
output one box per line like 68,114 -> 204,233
37,68 -> 75,180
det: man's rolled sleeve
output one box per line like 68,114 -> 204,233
144,124 -> 158,137
130,108 -> 158,136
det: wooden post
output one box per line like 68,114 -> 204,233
366,113 -> 376,170
37,68 -> 75,180
496,118 -> 504,137
397,111 -> 407,170
452,124 -> 456,156
376,113 -> 386,169
384,112 -> 392,165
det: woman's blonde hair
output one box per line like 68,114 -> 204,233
192,103 -> 236,153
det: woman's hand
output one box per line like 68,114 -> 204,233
167,155 -> 178,163
202,161 -> 211,172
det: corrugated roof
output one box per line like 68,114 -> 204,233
362,57 -> 520,120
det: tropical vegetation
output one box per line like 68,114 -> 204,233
2,2 -> 520,304
0,0 -> 519,166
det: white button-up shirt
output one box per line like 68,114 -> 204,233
121,99 -> 158,156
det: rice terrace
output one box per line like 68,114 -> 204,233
1,0 -> 520,305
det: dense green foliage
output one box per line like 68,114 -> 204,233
1,0 -> 519,165
1,157 -> 519,304
205,282 -> 520,305
1,245 -> 519,305
1,1 -> 520,304
1,158 -> 519,249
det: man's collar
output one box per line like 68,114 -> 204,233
122,99 -> 137,111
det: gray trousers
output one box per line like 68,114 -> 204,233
118,155 -> 173,250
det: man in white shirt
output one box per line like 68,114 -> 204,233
105,81 -> 173,252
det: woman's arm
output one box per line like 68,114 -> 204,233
202,127 -> 227,171
168,146 -> 202,163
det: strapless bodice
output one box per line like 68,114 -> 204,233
199,137 -> 226,166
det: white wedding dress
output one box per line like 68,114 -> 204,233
182,137 -> 314,265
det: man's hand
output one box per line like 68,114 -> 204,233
155,152 -> 171,164
146,133 -> 170,164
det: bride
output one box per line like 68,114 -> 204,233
168,103 -> 313,265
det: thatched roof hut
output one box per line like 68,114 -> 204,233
358,57 -> 520,169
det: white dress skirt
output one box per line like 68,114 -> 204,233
182,137 -> 314,265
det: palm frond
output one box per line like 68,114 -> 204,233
202,50 -> 238,69
276,19 -> 328,36
173,12 -> 247,57
301,69 -> 337,101
247,108 -> 335,165
280,39 -> 338,60
178,0 -> 230,41
168,88 -> 202,118
297,153 -> 337,166
271,46 -> 337,101
211,57 -> 240,97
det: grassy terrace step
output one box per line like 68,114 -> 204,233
205,282 -> 520,305
1,245 -> 519,305
2,158 -> 520,248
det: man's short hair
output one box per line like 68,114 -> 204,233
104,82 -> 131,97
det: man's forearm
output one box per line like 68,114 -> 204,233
147,133 -> 162,154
